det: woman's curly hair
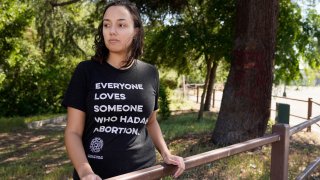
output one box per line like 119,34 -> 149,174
91,0 -> 144,68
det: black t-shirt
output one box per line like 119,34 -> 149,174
62,60 -> 159,179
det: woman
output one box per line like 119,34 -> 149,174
62,1 -> 185,179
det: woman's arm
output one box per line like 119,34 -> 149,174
64,107 -> 101,180
146,111 -> 185,178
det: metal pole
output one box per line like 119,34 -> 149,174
283,84 -> 287,97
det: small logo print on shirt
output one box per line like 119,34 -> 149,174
90,137 -> 104,153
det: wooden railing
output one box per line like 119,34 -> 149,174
271,96 -> 320,132
296,157 -> 320,180
107,132 -> 282,180
291,116 -> 320,179
106,115 -> 320,180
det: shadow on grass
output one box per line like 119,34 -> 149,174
162,117 -> 320,179
168,132 -> 272,180
2,111 -> 320,179
0,128 -> 72,179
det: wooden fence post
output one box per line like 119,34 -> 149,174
182,75 -> 186,98
197,86 -> 199,103
212,88 -> 215,108
270,124 -> 290,180
307,98 -> 312,132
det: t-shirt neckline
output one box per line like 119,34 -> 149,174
104,60 -> 137,73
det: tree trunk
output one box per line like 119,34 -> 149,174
197,56 -> 212,120
204,61 -> 219,111
212,0 -> 279,145
182,75 -> 186,98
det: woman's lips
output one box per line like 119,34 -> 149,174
108,39 -> 120,44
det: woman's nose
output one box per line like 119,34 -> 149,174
109,26 -> 117,35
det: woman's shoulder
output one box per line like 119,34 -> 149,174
75,60 -> 102,71
77,60 -> 100,67
136,60 -> 158,71
135,60 -> 159,80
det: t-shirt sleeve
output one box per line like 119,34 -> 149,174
61,62 -> 87,112
153,66 -> 159,111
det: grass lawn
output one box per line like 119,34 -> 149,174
1,112 -> 320,179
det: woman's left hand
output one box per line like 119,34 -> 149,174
162,153 -> 185,178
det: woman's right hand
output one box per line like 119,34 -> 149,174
81,173 -> 102,180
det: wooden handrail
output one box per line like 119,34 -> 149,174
313,101 -> 320,107
290,114 -> 307,120
184,134 -> 279,169
272,95 -> 309,103
296,157 -> 320,180
106,101 -> 320,179
107,134 -> 280,180
270,108 -> 307,120
289,115 -> 320,136
106,164 -> 176,180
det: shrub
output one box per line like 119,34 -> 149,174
158,82 -> 171,121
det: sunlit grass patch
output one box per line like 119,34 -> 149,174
169,89 -> 199,111
0,116 -> 26,132
44,163 -> 73,180
0,113 -> 65,132
24,113 -> 65,123
160,112 -> 217,140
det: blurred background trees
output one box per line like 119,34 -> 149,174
0,0 -> 319,139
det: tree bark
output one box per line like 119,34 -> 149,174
197,55 -> 212,120
204,61 -> 219,111
212,0 -> 279,145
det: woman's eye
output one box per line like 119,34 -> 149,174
119,24 -> 126,28
104,24 -> 110,28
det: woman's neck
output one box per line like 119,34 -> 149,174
107,53 -> 126,69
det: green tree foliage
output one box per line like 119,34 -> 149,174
34,1 -> 94,59
1,0 -> 319,117
0,0 -> 94,116
143,0 -> 234,73
303,9 -> 320,68
142,0 -> 235,119
0,1 -> 32,60
275,0 -> 320,84
275,0 -> 303,84
0,0 -> 36,115
143,0 -> 319,85
158,81 -> 171,121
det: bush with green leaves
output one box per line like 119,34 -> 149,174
158,81 -> 171,121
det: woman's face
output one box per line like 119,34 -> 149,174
103,6 -> 136,55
